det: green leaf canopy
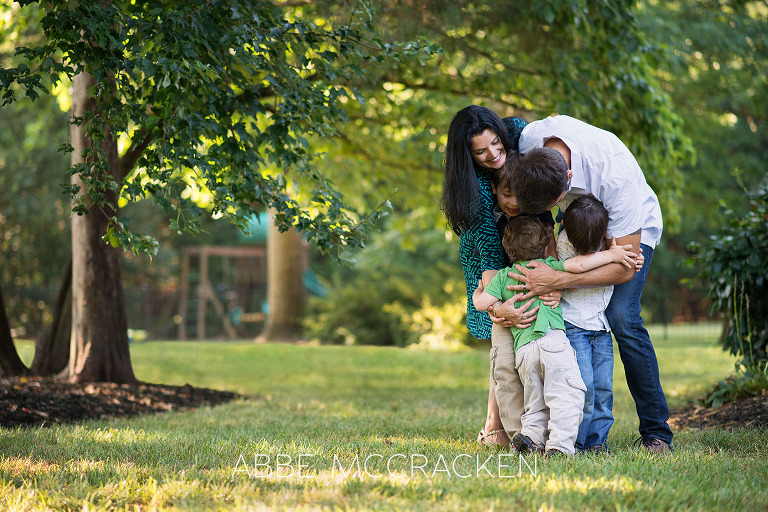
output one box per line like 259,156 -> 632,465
1,0 -> 435,256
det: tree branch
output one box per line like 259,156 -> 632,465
462,41 -> 540,77
270,0 -> 312,6
377,76 -> 526,111
119,128 -> 154,180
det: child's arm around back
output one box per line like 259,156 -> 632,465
563,237 -> 638,274
473,279 -> 503,312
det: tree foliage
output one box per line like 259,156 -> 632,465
0,4 -> 71,338
639,0 -> 768,230
309,0 -> 691,232
302,0 -> 694,345
0,0 -> 437,257
0,0 -> 437,380
636,0 -> 768,324
4,0 -> 766,354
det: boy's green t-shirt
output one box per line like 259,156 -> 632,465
484,256 -> 567,351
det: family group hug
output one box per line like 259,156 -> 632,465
442,106 -> 674,456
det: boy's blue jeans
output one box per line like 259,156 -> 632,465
565,322 -> 614,451
604,244 -> 674,444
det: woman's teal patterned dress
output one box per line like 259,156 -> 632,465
459,116 -> 527,340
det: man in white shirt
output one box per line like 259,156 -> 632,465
495,115 -> 674,454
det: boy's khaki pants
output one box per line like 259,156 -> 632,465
491,325 -> 586,455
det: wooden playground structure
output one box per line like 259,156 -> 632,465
176,245 -> 267,339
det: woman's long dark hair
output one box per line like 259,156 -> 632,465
441,105 -> 514,235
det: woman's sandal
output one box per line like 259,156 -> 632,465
477,428 -> 511,448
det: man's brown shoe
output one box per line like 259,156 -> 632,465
637,437 -> 674,454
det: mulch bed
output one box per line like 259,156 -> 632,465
669,390 -> 768,431
0,376 -> 240,428
1,376 -> 766,430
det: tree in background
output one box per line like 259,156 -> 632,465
637,0 -> 767,324
4,0 -> 765,360
263,210 -> 308,341
313,0 -> 690,222
0,0 -> 435,381
0,285 -> 28,376
0,6 -> 72,377
306,0 -> 768,346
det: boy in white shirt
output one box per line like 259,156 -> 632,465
557,196 -> 618,453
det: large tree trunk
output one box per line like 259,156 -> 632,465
0,282 -> 28,377
261,210 -> 308,341
31,260 -> 71,376
63,71 -> 135,384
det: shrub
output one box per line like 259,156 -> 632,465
704,364 -> 768,408
304,225 -> 475,347
691,182 -> 768,368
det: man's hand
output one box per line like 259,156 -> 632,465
506,260 -> 561,301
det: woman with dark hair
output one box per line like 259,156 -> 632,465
442,105 -> 540,448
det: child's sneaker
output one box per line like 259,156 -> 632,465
511,433 -> 545,454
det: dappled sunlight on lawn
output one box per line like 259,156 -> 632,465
2,456 -> 66,477
542,474 -> 644,496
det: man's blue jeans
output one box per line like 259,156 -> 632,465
565,322 -> 614,451
605,243 -> 673,443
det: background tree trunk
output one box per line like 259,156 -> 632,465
0,282 -> 28,377
63,71 -> 135,383
31,260 -> 71,376
261,210 -> 308,341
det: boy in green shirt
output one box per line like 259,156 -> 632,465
473,215 -> 638,455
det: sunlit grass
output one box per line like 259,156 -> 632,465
3,323 -> 766,511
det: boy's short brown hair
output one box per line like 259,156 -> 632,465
563,196 -> 609,254
502,216 -> 552,264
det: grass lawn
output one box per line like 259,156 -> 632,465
3,322 -> 768,511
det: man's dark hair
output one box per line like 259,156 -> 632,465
563,196 -> 609,254
502,216 -> 552,264
511,147 -> 569,213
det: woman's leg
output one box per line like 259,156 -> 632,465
480,324 -> 524,447
480,382 -> 510,447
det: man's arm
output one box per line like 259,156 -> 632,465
508,231 -> 641,300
